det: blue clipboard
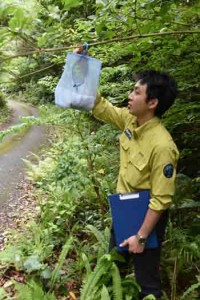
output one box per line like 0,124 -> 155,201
108,190 -> 158,252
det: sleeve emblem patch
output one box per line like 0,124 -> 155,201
163,164 -> 174,178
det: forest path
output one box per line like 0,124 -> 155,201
0,100 -> 46,207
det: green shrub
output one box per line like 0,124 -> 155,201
0,91 -> 6,108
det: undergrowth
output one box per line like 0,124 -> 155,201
0,105 -> 199,299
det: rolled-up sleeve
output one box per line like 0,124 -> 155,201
92,95 -> 130,131
149,145 -> 179,211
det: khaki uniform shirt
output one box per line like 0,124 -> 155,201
92,96 -> 179,211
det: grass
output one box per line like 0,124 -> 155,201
0,105 -> 12,128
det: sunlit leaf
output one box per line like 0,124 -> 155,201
62,0 -> 83,10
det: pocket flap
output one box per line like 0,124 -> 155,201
120,135 -> 130,150
130,152 -> 148,171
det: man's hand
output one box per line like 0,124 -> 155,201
120,208 -> 162,254
73,47 -> 84,54
73,46 -> 89,55
119,235 -> 145,253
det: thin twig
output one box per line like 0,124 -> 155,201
2,50 -> 42,60
0,63 -> 61,84
18,63 -> 59,79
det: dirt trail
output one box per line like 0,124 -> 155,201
0,101 -> 47,244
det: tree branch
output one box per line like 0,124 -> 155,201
1,30 -> 199,60
2,50 -> 41,60
18,63 -> 58,79
0,63 -> 62,84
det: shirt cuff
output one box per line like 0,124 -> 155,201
92,94 -> 107,116
149,195 -> 173,211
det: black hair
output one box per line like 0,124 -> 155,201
135,70 -> 178,117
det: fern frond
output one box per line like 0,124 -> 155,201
0,122 -> 29,142
80,254 -> 112,300
180,281 -> 200,300
81,252 -> 92,276
15,280 -> 56,300
43,291 -> 57,300
15,280 -> 36,300
111,263 -> 123,300
29,280 -> 45,300
50,236 -> 73,289
104,226 -> 111,245
101,285 -> 111,300
86,225 -> 109,253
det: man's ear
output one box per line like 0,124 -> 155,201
148,98 -> 158,110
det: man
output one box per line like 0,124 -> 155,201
91,70 -> 179,299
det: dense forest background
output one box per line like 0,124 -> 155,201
0,0 -> 199,299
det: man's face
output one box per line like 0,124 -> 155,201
128,81 -> 151,117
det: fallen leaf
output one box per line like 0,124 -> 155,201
69,291 -> 76,300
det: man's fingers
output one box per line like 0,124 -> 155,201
119,239 -> 128,247
73,46 -> 89,56
73,47 -> 83,54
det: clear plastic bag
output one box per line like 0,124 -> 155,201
55,52 -> 102,110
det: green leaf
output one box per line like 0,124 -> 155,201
62,0 -> 83,10
180,277 -> 200,300
8,8 -> 27,30
50,237 -> 73,288
101,285 -> 111,300
41,268 -> 52,280
23,255 -> 43,273
143,295 -> 156,300
0,287 -> 8,299
81,252 -> 92,276
111,263 -> 123,300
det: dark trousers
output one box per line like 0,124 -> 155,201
109,211 -> 168,300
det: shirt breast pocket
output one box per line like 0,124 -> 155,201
131,153 -> 147,171
120,134 -> 130,168
126,152 -> 149,188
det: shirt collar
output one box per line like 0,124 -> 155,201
132,117 -> 160,139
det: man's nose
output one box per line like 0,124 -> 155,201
128,94 -> 133,101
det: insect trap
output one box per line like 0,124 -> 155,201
55,45 -> 102,110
